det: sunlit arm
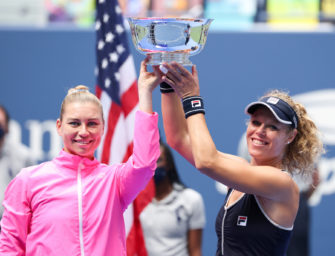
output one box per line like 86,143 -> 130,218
161,92 -> 195,165
138,58 -> 162,114
185,113 -> 298,202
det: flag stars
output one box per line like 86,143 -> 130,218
115,72 -> 120,81
115,5 -> 122,14
101,58 -> 108,69
103,13 -> 109,23
115,24 -> 124,34
98,0 -> 105,3
116,44 -> 125,54
105,32 -> 114,43
95,20 -> 101,30
109,52 -> 118,63
105,78 -> 111,88
98,40 -> 105,50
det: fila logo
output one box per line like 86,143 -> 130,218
237,216 -> 247,226
267,97 -> 279,105
191,100 -> 201,108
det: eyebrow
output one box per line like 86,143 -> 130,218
66,118 -> 101,121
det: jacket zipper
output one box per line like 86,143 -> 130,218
77,162 -> 85,256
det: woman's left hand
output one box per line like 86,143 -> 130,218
161,62 -> 200,99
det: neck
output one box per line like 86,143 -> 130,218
251,156 -> 283,169
155,179 -> 173,201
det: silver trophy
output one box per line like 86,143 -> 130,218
128,17 -> 213,66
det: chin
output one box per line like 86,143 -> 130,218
248,150 -> 262,160
74,149 -> 94,158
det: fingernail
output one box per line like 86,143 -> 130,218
159,65 -> 168,74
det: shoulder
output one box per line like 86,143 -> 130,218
283,170 -> 299,193
6,163 -> 44,192
178,188 -> 206,226
179,187 -> 204,204
16,161 -> 50,178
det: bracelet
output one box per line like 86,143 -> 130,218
160,82 -> 174,93
182,96 -> 205,119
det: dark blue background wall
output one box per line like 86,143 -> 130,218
1,27 -> 335,255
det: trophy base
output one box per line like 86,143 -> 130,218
146,52 -> 192,66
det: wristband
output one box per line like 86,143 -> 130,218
182,96 -> 205,118
160,82 -> 175,93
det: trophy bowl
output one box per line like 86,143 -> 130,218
127,17 -> 213,66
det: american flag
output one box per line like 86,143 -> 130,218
95,0 -> 154,255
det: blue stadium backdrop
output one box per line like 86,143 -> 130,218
1,27 -> 335,255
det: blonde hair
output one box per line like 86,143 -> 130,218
60,85 -> 104,122
262,89 -> 324,177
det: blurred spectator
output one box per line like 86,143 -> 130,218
267,0 -> 319,25
0,104 -> 34,221
0,0 -> 47,26
254,0 -> 267,22
140,141 -> 206,256
204,0 -> 257,30
320,0 -> 335,24
149,0 -> 204,18
119,0 -> 204,18
45,0 -> 95,26
118,0 -> 148,17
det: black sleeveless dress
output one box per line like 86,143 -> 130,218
215,188 -> 292,256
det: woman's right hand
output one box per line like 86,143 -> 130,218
137,57 -> 163,113
138,57 -> 162,94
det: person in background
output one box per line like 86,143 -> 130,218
158,61 -> 324,256
118,0 -> 148,18
140,140 -> 206,256
0,57 -> 161,255
149,0 -> 204,18
118,0 -> 204,18
0,104 -> 34,222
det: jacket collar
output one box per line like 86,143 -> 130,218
53,150 -> 100,171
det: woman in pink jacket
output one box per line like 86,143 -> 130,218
0,58 -> 161,256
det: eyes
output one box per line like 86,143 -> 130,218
68,120 -> 100,127
250,120 -> 279,131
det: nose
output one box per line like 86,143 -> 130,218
255,124 -> 266,136
78,124 -> 89,136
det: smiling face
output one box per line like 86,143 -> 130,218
56,101 -> 104,159
246,106 -> 296,167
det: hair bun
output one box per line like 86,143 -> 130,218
67,85 -> 89,95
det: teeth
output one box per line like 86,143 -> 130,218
253,139 -> 265,145
75,141 -> 90,145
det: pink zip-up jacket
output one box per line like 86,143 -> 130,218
0,110 -> 160,256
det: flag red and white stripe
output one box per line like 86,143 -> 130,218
95,0 -> 154,255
